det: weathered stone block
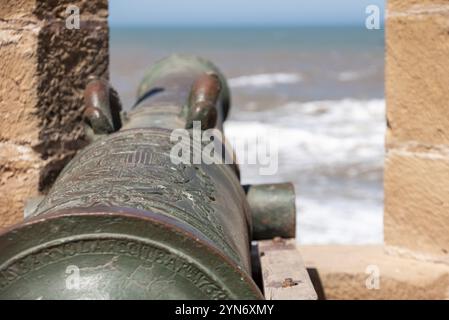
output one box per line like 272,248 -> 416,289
300,245 -> 449,300
0,142 -> 41,231
0,0 -> 108,229
385,151 -> 449,262
386,1 -> 449,146
0,27 -> 39,144
0,0 -> 108,20
34,20 -> 109,176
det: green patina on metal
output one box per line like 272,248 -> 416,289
0,55 -> 296,300
0,55 -> 262,300
246,183 -> 297,241
123,54 -> 230,131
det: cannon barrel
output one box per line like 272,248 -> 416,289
0,55 -> 295,300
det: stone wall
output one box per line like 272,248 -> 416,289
300,245 -> 449,300
385,0 -> 449,263
0,0 -> 108,230
299,0 -> 449,300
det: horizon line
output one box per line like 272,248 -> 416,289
109,23 -> 384,29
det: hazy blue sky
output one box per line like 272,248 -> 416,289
109,0 -> 385,27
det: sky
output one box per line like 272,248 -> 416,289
109,0 -> 385,27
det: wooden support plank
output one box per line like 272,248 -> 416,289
258,238 -> 317,300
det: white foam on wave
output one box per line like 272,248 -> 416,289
224,98 -> 385,244
337,67 -> 378,82
338,71 -> 364,82
297,196 -> 383,244
228,73 -> 303,88
225,99 -> 385,171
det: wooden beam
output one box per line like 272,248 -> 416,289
258,238 -> 317,300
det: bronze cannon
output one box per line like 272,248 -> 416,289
0,55 -> 296,299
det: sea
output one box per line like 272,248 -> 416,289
110,26 -> 385,244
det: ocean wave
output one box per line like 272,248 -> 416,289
337,67 -> 378,82
224,98 -> 385,244
228,73 -> 303,88
224,99 -> 385,179
297,196 -> 383,244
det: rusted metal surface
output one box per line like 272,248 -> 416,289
246,183 -> 297,240
83,77 -> 122,140
186,73 -> 221,130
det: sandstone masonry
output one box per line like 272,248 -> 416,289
0,0 -> 109,230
